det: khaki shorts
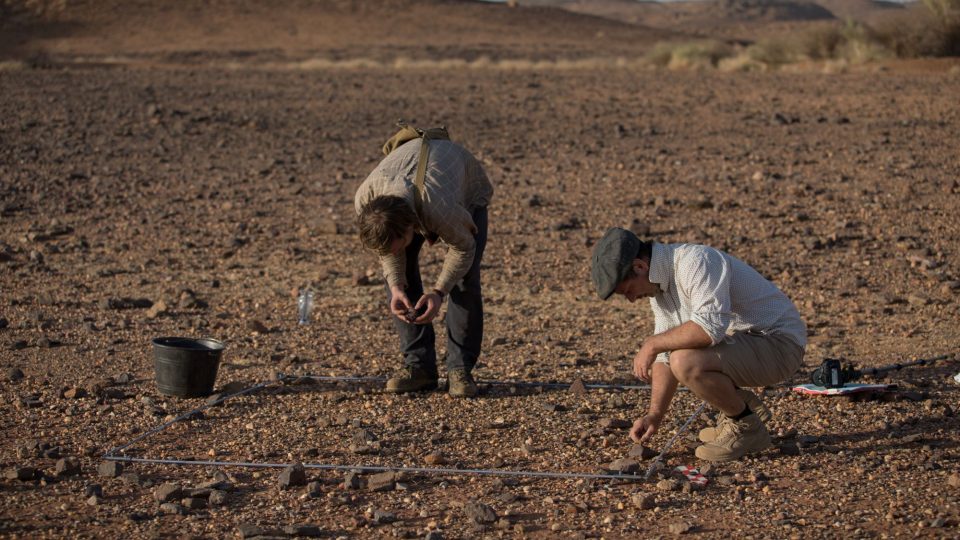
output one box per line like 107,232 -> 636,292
712,331 -> 805,388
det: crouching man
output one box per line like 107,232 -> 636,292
590,227 -> 806,462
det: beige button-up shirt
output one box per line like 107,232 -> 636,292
648,242 -> 807,363
355,139 -> 493,294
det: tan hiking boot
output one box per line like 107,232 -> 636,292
385,366 -> 438,393
695,413 -> 771,462
447,369 -> 478,398
699,388 -> 772,443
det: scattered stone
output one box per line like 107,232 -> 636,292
657,478 -> 680,492
237,524 -> 264,539
947,474 -> 960,488
568,378 -> 587,396
7,367 -> 24,381
279,463 -> 307,489
606,458 -> 640,475
628,445 -> 657,460
209,490 -> 228,506
541,403 -> 564,412
372,509 -> 396,524
367,471 -> 396,492
115,373 -> 135,384
6,466 -> 37,481
344,471 -> 365,490
247,319 -> 270,333
84,484 -> 103,498
97,461 -> 123,478
779,443 -> 801,456
181,497 -> 206,510
352,272 -> 371,286
283,524 -> 323,537
55,457 -> 80,476
424,532 -> 444,540
463,500 -> 497,524
669,521 -> 695,534
424,452 -> 447,466
86,495 -> 102,506
631,492 -> 656,510
62,387 -> 88,399
154,483 -> 183,503
599,418 -> 631,429
159,502 -> 185,515
0,317 -> 7,329
145,300 -> 168,319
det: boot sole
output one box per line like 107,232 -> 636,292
695,435 -> 772,462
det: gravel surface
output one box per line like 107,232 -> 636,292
1,2 -> 960,538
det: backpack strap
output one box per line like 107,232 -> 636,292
412,131 -> 433,219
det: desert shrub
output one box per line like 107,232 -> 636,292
643,40 -> 734,70
747,38 -> 797,66
799,24 -> 846,59
871,10 -> 960,57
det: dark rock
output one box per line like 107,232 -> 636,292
247,319 -> 270,333
237,524 -> 264,539
159,502 -> 186,515
606,458 -> 640,475
367,471 -> 396,492
209,489 -> 228,506
11,340 -> 29,350
55,457 -> 80,476
463,500 -> 497,524
631,492 -> 656,510
84,484 -> 103,498
7,367 -> 24,381
0,317 -> 7,329
627,445 -> 657,460
344,471 -> 365,489
181,497 -> 206,510
154,483 -> 183,503
599,418 -> 632,429
372,509 -> 396,524
779,443 -> 801,456
568,378 -> 587,395
279,463 -> 307,489
6,466 -> 37,481
97,460 -> 123,478
115,373 -> 135,384
284,524 -> 323,537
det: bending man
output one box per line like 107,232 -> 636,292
355,129 -> 493,398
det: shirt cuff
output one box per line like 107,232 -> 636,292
690,313 -> 729,345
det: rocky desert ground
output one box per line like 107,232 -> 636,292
1,0 -> 959,538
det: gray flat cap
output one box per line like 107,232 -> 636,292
591,227 -> 640,300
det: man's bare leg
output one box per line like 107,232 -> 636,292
667,348 -> 744,416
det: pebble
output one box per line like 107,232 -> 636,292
159,502 -> 186,515
209,490 -> 229,506
154,483 -> 183,503
669,521 -> 695,534
96,461 -> 123,478
599,418 -> 632,429
6,466 -> 37,481
631,492 -> 656,510
657,478 -> 680,492
7,367 -> 24,381
247,319 -> 270,333
463,500 -> 497,524
627,444 -> 657,460
279,463 -> 307,489
283,524 -> 323,537
55,457 -> 80,476
606,458 -> 640,475
367,471 -> 396,492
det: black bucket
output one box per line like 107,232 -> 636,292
152,337 -> 224,398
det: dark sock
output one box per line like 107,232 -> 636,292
727,403 -> 753,421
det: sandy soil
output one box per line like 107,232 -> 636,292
1,1 -> 959,538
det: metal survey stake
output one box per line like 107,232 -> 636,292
644,401 -> 707,481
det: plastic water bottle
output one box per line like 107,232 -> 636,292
297,289 -> 314,325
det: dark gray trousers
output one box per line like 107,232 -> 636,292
387,206 -> 487,376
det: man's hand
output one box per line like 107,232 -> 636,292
389,285 -> 413,320
632,342 -> 658,382
629,413 -> 663,444
411,291 -> 443,324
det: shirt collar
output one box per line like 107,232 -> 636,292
648,242 -> 674,293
